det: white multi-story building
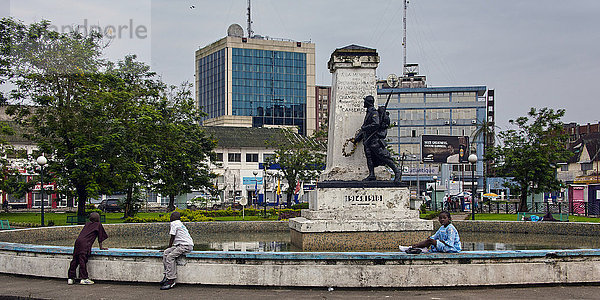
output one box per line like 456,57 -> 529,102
204,126 -> 315,207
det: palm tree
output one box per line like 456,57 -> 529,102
471,120 -> 500,195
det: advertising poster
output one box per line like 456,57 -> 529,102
421,135 -> 469,163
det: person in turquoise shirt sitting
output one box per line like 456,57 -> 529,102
410,211 -> 461,253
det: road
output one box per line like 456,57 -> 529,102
1,274 -> 599,300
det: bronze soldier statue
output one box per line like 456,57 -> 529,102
352,95 -> 401,182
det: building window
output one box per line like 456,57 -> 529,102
263,153 -> 275,163
215,153 -> 223,162
228,153 -> 241,162
246,153 -> 259,162
581,162 -> 592,171
560,164 -> 568,171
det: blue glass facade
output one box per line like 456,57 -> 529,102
197,49 -> 226,119
231,48 -> 306,134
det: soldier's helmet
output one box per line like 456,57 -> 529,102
363,95 -> 375,106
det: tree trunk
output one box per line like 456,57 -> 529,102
123,186 -> 134,219
167,194 -> 176,212
67,194 -> 73,208
518,187 -> 529,212
286,193 -> 292,208
76,185 -> 87,219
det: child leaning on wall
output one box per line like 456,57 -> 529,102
409,211 -> 461,253
67,212 -> 108,285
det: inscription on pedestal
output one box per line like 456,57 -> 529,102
310,186 -> 413,212
344,194 -> 383,206
336,71 -> 375,113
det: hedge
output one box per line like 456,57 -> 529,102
124,208 -> 303,223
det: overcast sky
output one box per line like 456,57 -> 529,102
5,0 -> 600,129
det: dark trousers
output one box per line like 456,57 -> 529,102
68,253 -> 89,279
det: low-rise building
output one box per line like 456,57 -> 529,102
204,126 -> 316,207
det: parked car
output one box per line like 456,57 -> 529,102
98,199 -> 121,212
188,195 -> 222,210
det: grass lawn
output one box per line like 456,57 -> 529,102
214,215 -> 279,221
565,215 -> 600,223
460,213 -> 600,223
469,213 -> 521,221
3,211 -> 598,227
0,212 -> 279,226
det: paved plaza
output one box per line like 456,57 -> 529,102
0,274 -> 599,300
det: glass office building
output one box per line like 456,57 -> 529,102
231,48 -> 306,131
196,35 -> 316,135
197,49 -> 226,119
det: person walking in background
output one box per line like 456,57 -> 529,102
160,211 -> 194,290
67,212 -> 108,285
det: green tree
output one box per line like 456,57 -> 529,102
264,129 -> 326,208
0,124 -> 33,210
1,18 -> 110,217
103,55 -> 164,218
150,83 -> 217,211
1,18 -> 217,217
487,108 -> 571,212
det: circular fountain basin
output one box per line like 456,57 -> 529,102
1,221 -> 600,287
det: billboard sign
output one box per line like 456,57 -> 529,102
421,135 -> 469,163
402,166 -> 439,176
447,180 -> 463,196
242,177 -> 263,185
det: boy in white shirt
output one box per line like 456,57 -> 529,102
160,211 -> 194,290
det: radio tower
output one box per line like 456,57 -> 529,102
247,0 -> 254,38
402,0 -> 408,69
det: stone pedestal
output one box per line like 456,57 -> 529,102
289,45 -> 432,251
321,45 -> 381,181
290,182 -> 432,251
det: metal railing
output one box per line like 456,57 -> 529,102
475,202 -> 594,217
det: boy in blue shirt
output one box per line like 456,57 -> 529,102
410,211 -> 461,253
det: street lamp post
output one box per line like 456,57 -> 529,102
253,170 -> 258,209
416,157 -> 420,198
265,169 -> 276,216
468,154 -> 478,221
37,156 -> 47,227
433,175 -> 438,211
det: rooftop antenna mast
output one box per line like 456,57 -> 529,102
247,0 -> 254,38
402,0 -> 408,70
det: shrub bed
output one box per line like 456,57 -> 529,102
421,210 -> 441,220
124,208 -> 302,223
291,202 -> 308,209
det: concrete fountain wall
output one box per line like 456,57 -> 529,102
1,221 -> 600,288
